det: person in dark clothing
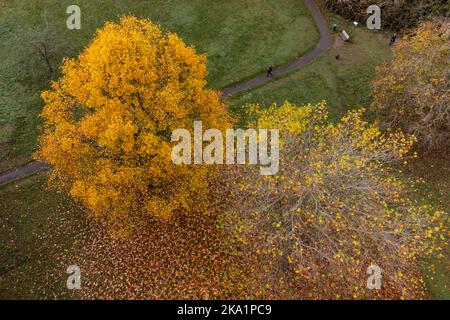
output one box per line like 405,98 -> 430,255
390,33 -> 397,45
267,65 -> 273,77
335,54 -> 340,60
332,23 -> 337,32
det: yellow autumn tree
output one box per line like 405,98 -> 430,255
35,16 -> 232,235
372,18 -> 449,151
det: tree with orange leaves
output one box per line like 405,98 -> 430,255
36,16 -> 232,235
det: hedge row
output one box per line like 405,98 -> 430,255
323,0 -> 449,30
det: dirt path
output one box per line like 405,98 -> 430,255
0,0 -> 332,187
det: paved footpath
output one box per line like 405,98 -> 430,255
0,0 -> 332,187
0,162 -> 50,186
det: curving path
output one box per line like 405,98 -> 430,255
222,0 -> 332,97
0,0 -> 332,187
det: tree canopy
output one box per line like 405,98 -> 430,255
36,16 -> 232,235
222,102 -> 445,299
372,18 -> 449,151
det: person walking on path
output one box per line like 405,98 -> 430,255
267,65 -> 273,77
332,22 -> 337,32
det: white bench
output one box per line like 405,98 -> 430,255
340,30 -> 350,41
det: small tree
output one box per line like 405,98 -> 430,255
8,16 -> 56,76
36,16 -> 232,235
222,101 -> 445,299
372,18 -> 449,151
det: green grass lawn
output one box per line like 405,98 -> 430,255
402,155 -> 450,300
228,6 -> 392,124
0,173 -> 87,299
0,0 -> 319,172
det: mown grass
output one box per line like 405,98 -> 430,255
0,173 -> 87,299
402,155 -> 450,300
0,0 -> 319,172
